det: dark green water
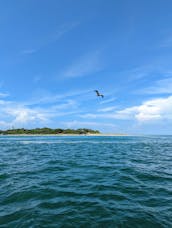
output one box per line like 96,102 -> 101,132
0,136 -> 172,227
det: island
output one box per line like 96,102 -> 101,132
0,128 -> 100,135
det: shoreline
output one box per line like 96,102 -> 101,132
0,133 -> 128,137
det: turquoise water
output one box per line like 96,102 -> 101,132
0,136 -> 172,227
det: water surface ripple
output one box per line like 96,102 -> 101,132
0,136 -> 172,227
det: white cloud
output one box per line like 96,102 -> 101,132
80,96 -> 172,122
0,98 -> 51,128
115,96 -> 172,121
4,107 -> 50,125
0,91 -> 83,129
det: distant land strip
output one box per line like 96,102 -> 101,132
0,128 -> 100,135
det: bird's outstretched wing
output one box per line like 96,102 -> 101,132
94,90 -> 100,96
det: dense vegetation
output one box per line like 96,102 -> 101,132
0,128 -> 100,135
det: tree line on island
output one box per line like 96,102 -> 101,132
0,128 -> 100,135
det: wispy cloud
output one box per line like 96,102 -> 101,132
0,121 -> 10,128
21,49 -> 37,55
121,63 -> 171,83
160,34 -> 172,48
63,50 -> 103,78
33,75 -> 41,84
62,120 -> 116,129
80,96 -> 172,122
138,77 -> 172,94
27,88 -> 93,106
0,92 -> 9,98
0,81 -> 4,88
100,97 -> 116,105
21,22 -> 80,55
98,106 -> 116,112
115,65 -> 153,83
52,22 -> 80,41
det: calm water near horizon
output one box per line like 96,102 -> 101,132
0,135 -> 172,227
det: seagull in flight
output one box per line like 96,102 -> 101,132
94,90 -> 104,98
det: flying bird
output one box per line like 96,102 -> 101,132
94,90 -> 104,98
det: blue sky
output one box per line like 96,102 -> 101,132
0,0 -> 172,134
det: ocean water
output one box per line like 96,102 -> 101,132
0,136 -> 172,227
